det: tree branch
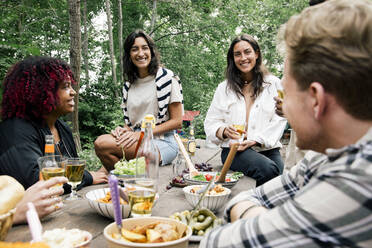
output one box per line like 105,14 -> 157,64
154,24 -> 217,42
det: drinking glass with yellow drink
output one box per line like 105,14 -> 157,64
37,155 -> 67,187
232,121 -> 246,142
65,158 -> 86,201
37,155 -> 67,210
277,89 -> 284,100
130,114 -> 159,217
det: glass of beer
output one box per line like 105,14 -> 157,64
37,155 -> 67,187
232,121 -> 246,142
128,187 -> 156,217
277,89 -> 284,100
65,158 -> 86,201
131,163 -> 158,217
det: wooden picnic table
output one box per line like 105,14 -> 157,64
6,154 -> 255,247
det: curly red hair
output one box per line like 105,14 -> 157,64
1,56 -> 76,122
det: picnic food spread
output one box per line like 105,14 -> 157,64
97,191 -> 128,205
168,163 -> 214,189
41,228 -> 91,248
170,209 -> 223,236
112,221 -> 185,243
189,184 -> 227,195
191,171 -> 243,182
111,156 -> 146,176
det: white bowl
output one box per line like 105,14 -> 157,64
42,228 -> 92,248
85,188 -> 130,219
182,185 -> 231,212
104,217 -> 192,248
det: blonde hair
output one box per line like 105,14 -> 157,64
280,0 -> 372,120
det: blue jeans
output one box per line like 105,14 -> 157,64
152,131 -> 178,166
221,147 -> 283,186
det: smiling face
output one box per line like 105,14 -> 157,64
130,37 -> 151,77
233,40 -> 259,79
54,80 -> 76,116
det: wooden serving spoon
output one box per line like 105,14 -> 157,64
174,133 -> 199,177
216,142 -> 239,183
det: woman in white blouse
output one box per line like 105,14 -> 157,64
94,30 -> 183,171
204,34 -> 286,186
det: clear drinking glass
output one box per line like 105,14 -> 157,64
232,121 -> 246,142
37,155 -> 67,211
37,155 -> 67,187
65,158 -> 86,201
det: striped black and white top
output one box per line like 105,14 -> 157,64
121,67 -> 183,128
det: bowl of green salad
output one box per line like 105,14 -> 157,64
110,157 -> 146,185
183,171 -> 243,189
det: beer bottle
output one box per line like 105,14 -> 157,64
187,122 -> 196,158
44,135 -> 55,156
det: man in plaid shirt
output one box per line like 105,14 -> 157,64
200,0 -> 372,247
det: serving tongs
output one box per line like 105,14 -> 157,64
174,133 -> 199,177
216,142 -> 239,183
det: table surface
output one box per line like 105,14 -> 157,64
6,152 -> 255,247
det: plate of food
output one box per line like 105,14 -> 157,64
104,216 -> 192,247
183,171 -> 243,189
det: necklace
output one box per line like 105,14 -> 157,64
55,139 -> 73,158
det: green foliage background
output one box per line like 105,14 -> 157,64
0,0 -> 307,168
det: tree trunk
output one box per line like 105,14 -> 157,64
68,0 -> 82,152
118,0 -> 124,83
105,0 -> 118,97
150,0 -> 157,37
82,0 -> 89,87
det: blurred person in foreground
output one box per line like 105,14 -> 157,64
0,175 -> 68,225
273,0 -> 328,171
200,0 -> 372,247
204,34 -> 286,186
0,56 -> 107,191
94,30 -> 183,171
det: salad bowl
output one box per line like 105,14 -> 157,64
183,171 -> 243,189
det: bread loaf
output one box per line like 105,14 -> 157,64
0,176 -> 25,215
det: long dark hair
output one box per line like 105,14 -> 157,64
1,56 -> 75,122
123,29 -> 160,83
225,34 -> 269,98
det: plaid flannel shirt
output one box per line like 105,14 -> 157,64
200,127 -> 372,248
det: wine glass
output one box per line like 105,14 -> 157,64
65,158 -> 86,201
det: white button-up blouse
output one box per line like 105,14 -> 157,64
204,74 -> 287,151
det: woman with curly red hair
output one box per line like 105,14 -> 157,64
0,56 -> 107,190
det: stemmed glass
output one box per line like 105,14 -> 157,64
65,158 -> 86,201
